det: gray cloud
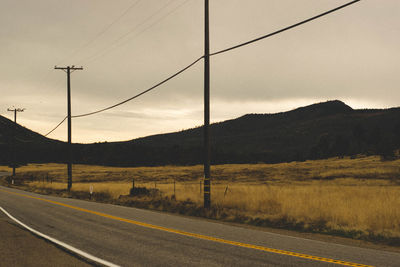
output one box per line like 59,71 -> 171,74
1,0 -> 399,142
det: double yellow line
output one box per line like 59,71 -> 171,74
0,188 -> 373,267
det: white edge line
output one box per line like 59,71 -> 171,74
0,206 -> 120,267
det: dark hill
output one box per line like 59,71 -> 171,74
0,115 -> 64,165
0,115 -> 59,145
1,100 -> 400,166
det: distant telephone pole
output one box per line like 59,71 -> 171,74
54,65 -> 83,191
7,107 -> 25,176
203,0 -> 211,209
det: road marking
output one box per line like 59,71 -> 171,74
0,206 -> 120,267
1,188 -> 373,267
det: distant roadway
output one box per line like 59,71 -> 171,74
0,185 -> 399,267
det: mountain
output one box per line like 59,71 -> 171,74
1,100 -> 400,166
0,115 -> 59,145
0,115 -> 64,165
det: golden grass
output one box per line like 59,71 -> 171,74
28,181 -> 132,199
138,181 -> 400,234
5,155 -> 400,184
2,155 -> 400,243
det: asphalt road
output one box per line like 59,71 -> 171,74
0,185 -> 399,267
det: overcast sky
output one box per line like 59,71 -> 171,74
1,0 -> 399,143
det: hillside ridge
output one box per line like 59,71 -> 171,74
1,100 -> 399,166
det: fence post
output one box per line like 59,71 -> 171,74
224,185 -> 229,197
89,185 -> 93,200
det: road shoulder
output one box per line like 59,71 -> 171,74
0,213 -> 92,267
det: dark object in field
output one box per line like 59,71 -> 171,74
130,186 -> 159,196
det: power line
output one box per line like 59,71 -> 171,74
57,0 -> 142,65
211,0 -> 361,56
44,116 -> 67,137
74,0 -> 361,118
43,0 -> 361,134
43,55 -> 202,135
72,55 -> 203,118
86,0 -> 192,64
80,0 -> 186,65
125,0 -> 192,43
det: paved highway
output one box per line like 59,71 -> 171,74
0,185 -> 399,267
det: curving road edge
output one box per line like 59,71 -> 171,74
0,206 -> 120,267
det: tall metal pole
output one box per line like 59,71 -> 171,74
203,0 -> 211,209
7,107 -> 24,176
67,66 -> 72,191
55,65 -> 83,191
13,110 -> 16,177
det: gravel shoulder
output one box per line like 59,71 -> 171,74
0,213 -> 92,267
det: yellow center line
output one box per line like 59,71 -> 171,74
0,188 -> 373,267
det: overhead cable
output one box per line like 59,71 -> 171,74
211,0 -> 361,56
80,0 -> 178,64
57,0 -> 142,65
72,56 -> 203,118
44,116 -> 67,137
74,0 -> 361,118
85,0 -> 192,65
44,55 -> 202,135
43,0 -> 361,135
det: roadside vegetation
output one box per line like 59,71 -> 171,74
1,155 -> 399,246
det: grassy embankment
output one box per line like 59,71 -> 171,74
1,155 -> 399,246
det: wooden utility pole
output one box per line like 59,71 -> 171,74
54,65 -> 83,191
7,107 -> 25,176
203,0 -> 211,209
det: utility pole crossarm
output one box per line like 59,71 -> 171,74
55,66 -> 83,74
54,66 -> 83,70
7,108 -> 25,112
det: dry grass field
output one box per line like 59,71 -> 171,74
2,155 -> 400,245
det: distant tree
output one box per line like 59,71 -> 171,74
310,134 -> 331,159
352,124 -> 368,154
353,124 -> 366,144
377,139 -> 395,160
392,121 -> 400,146
367,125 -> 381,146
332,134 -> 349,157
